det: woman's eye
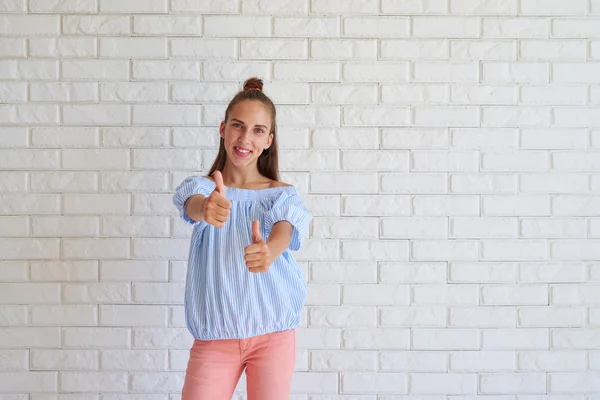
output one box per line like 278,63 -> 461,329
233,123 -> 242,128
255,129 -> 264,134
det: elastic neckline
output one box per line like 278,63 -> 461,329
200,176 -> 297,201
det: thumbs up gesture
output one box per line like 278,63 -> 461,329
244,220 -> 272,273
202,170 -> 231,228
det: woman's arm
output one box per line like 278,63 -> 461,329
266,221 -> 293,259
184,194 -> 207,222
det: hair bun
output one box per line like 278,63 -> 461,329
243,77 -> 263,92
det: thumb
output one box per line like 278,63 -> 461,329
252,220 -> 263,243
213,170 -> 225,195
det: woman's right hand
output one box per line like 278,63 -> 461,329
201,170 -> 231,228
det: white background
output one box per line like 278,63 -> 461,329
1,0 -> 600,398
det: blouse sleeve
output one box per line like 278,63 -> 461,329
172,176 -> 215,226
263,190 -> 312,251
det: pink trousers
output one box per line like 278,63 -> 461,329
181,329 -> 296,400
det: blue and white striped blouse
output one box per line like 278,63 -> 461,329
173,175 -> 312,340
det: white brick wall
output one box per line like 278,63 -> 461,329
0,1 -> 599,398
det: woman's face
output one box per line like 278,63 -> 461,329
220,100 -> 273,170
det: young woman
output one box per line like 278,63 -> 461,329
173,77 -> 312,400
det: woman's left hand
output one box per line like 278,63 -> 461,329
244,220 -> 273,273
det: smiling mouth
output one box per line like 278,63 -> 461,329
234,146 -> 251,156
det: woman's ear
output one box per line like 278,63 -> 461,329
266,133 -> 273,149
219,121 -> 225,138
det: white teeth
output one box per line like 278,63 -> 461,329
236,147 -> 250,153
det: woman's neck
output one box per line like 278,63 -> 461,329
220,163 -> 267,188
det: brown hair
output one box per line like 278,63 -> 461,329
208,77 -> 279,181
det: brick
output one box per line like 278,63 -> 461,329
342,61 -> 410,82
382,128 -> 448,149
32,216 -> 99,237
521,0 -> 586,15
62,238 -> 129,259
0,172 -> 27,193
242,0 -> 307,14
204,61 -> 270,81
379,351 -> 446,372
552,152 -> 600,170
551,240 -> 600,260
413,17 -> 479,38
342,328 -> 409,350
30,305 -> 97,326
381,173 -> 447,194
449,262 -> 516,283
379,306 -> 446,327
480,373 -> 546,394
30,261 -> 98,282
381,217 -> 448,239
451,128 -> 518,149
380,39 -> 448,60
412,329 -> 479,350
312,84 -> 378,104
309,306 -> 376,327
521,129 -> 587,149
521,218 -> 586,238
63,15 -> 130,35
312,217 -> 378,239
99,0 -> 166,12
450,174 -> 516,194
0,328 -> 60,348
133,105 -> 199,126
0,217 -> 28,237
381,0 -> 446,13
342,195 -> 410,216
170,0 -> 238,13
100,261 -> 168,282
483,62 -> 549,83
482,107 -> 550,127
450,351 -> 515,372
310,39 -> 376,60
451,217 -> 517,238
170,38 -> 237,59
521,40 -> 586,60
341,373 -> 408,394
482,284 -> 548,305
413,195 -> 479,216
0,83 -> 25,104
205,16 -> 270,37
483,328 -> 549,350
101,82 -> 167,103
519,306 -> 585,327
382,84 -> 448,104
241,39 -> 307,60
452,84 -> 516,105
482,151 -> 548,171
414,107 -> 479,127
0,15 -> 59,36
343,17 -> 409,38
0,0 -> 25,12
484,18 -> 549,38
132,61 -> 200,80
133,16 -> 201,36
0,194 -> 59,215
31,171 -> 98,193
311,127 -> 379,149
342,284 -> 409,305
451,40 -> 517,60
553,63 -> 600,83
0,306 -> 28,326
0,372 -> 57,392
102,127 -> 169,148
341,150 -> 407,171
0,39 -> 25,57
274,61 -> 339,81
552,196 -> 600,216
379,262 -> 447,284
311,0 -> 377,13
63,104 -> 129,126
341,240 -> 409,261
450,0 -> 517,14
414,62 -> 478,82
481,240 -> 547,261
101,350 -> 166,371
310,262 -> 377,283
519,263 -> 585,283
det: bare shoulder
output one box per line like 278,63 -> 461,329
270,180 -> 293,188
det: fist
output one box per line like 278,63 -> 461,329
244,220 -> 272,273
202,170 -> 231,228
